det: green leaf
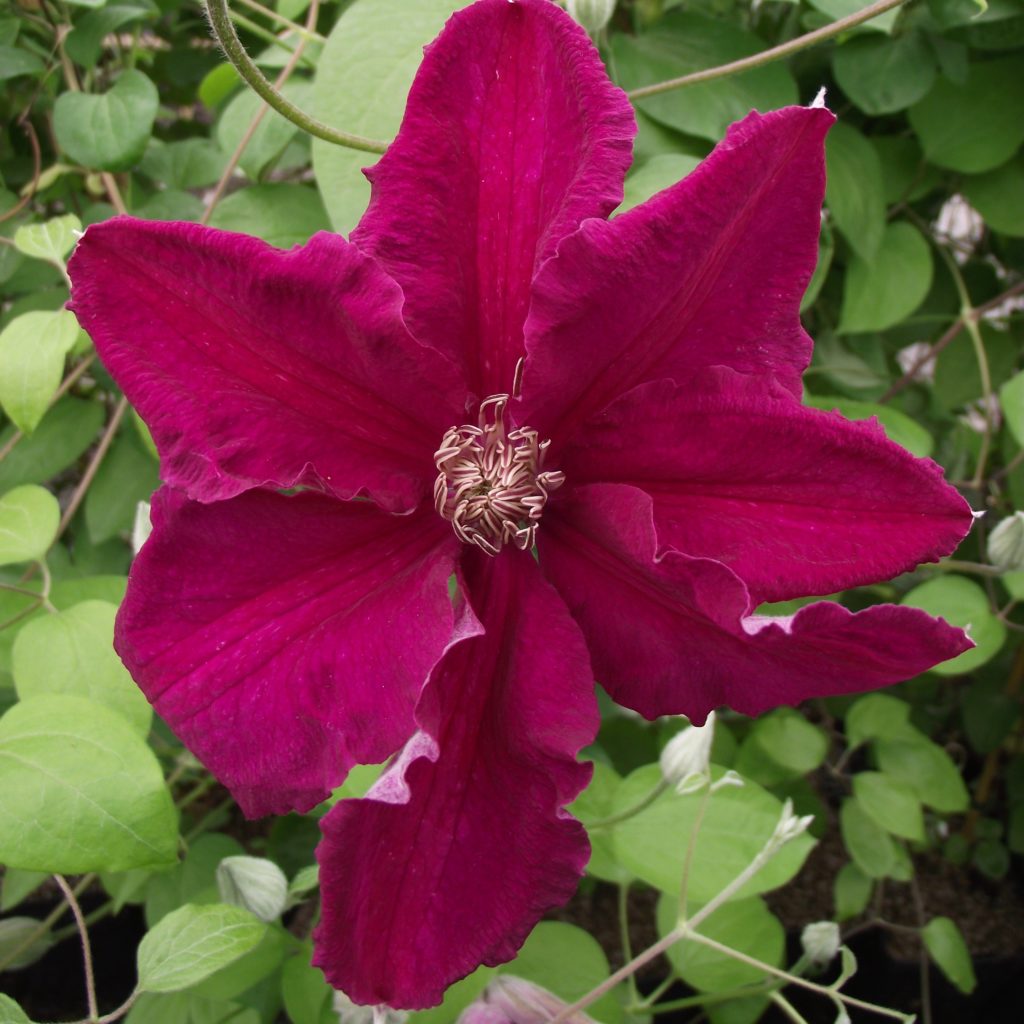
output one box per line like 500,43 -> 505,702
1000,368 -> 1024,447
136,903 -> 268,994
0,311 -> 81,433
825,122 -> 886,259
873,135 -> 940,205
0,695 -> 177,872
934,323 -> 1016,412
839,796 -> 896,878
734,708 -> 828,786
84,428 -> 159,544
922,917 -> 977,994
658,895 -> 784,991
833,33 -> 935,114
972,838 -> 1010,879
313,0 -> 470,233
839,222 -> 932,333
0,45 -> 44,82
852,771 -> 925,841
876,737 -> 969,813
206,184 -> 329,249
902,575 -> 1006,675
504,921 -> 621,1023
65,4 -> 156,70
804,396 -> 933,458
611,764 -> 814,901
807,0 -> 899,30
13,214 -> 82,266
288,864 -> 319,901
12,600 -> 152,735
54,70 -> 159,172
963,154 -> 1024,237
612,12 -> 796,143
834,861 -> 873,921
618,154 -> 702,215
281,944 -> 335,1024
216,856 -> 288,923
216,79 -> 313,181
0,868 -> 47,912
191,923 -> 288,1001
0,916 -> 54,970
145,832 -> 246,927
0,398 -> 105,492
0,485 -> 59,566
0,994 -> 34,1024
909,59 -> 1024,173
569,760 -> 631,883
962,676 -> 1017,754
140,138 -> 227,190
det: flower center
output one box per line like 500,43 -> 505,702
433,394 -> 564,556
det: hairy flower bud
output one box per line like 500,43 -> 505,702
988,512 -> 1024,572
566,0 -> 616,34
659,712 -> 716,794
800,921 -> 840,967
458,976 -> 595,1024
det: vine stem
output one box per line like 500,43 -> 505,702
0,872 -> 95,972
203,0 -> 387,153
627,0 -> 908,99
53,874 -> 98,1022
203,0 -> 320,223
549,819 -> 793,1023
683,931 -> 912,1022
587,778 -> 668,829
56,395 -> 128,538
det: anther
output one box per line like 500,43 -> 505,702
433,395 -> 563,555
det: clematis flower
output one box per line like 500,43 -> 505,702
68,0 -> 973,1010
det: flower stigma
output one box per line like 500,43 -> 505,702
433,394 -> 564,556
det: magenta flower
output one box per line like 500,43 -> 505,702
68,0 -> 972,1009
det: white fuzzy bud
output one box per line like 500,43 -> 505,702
132,500 -> 152,555
216,855 -> 288,923
772,799 -> 814,848
567,0 -> 616,34
988,512 -> 1024,571
659,712 -> 716,794
801,921 -> 840,966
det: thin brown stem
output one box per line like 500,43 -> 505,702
203,0 -> 320,223
53,874 -> 98,1022
57,396 -> 128,537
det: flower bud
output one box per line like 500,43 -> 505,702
332,993 -> 407,1024
800,921 -> 840,967
566,0 -> 616,35
659,712 -> 715,795
988,512 -> 1024,572
772,798 -> 814,847
458,976 -> 595,1024
132,500 -> 152,554
216,855 -> 288,923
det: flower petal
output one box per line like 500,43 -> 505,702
352,0 -> 635,397
559,371 -> 972,602
313,549 -> 597,1008
541,484 -> 971,724
116,487 -> 457,817
69,218 -> 462,510
519,106 -> 833,443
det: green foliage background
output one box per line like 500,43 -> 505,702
1,0 -> 1023,1021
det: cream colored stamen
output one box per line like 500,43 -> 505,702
433,395 -> 564,556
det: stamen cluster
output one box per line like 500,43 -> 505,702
433,395 -> 564,555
